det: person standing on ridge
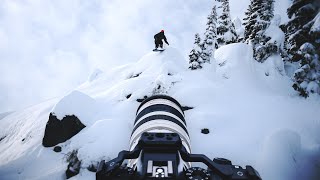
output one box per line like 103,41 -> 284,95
153,30 -> 169,51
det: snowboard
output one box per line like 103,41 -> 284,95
153,49 -> 165,52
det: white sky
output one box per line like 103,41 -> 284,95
0,0 -> 290,112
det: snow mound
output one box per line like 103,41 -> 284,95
84,47 -> 187,101
214,43 -> 288,95
257,54 -> 285,77
52,90 -> 98,125
214,43 -> 255,80
133,47 -> 187,75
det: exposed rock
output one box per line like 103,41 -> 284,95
66,150 -> 81,179
42,113 -> 85,147
182,106 -> 194,111
128,72 -> 142,79
201,128 -> 210,134
137,96 -> 148,102
126,94 -> 132,99
0,135 -> 6,142
53,146 -> 62,152
87,163 -> 98,172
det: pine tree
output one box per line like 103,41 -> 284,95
216,0 -> 238,47
189,33 -> 203,70
285,0 -> 319,61
242,1 -> 255,41
292,43 -> 320,97
243,0 -> 276,62
201,5 -> 218,63
283,0 -> 320,97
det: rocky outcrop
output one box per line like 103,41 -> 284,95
42,113 -> 85,147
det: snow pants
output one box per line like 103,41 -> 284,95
155,40 -> 163,48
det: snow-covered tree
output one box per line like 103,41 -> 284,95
233,17 -> 245,42
189,33 -> 203,70
243,0 -> 276,62
201,5 -> 218,63
282,0 -> 320,97
216,0 -> 238,47
243,1 -> 254,41
285,0 -> 319,61
292,43 -> 320,97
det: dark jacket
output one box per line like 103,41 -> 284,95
154,32 -> 169,44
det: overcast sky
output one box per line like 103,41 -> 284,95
0,0 -> 290,113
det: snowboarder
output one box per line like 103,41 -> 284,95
153,30 -> 169,51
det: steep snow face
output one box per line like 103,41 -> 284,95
1,45 -> 320,180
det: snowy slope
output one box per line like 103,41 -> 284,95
1,45 -> 320,180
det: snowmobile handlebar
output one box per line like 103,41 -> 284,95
96,95 -> 262,180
